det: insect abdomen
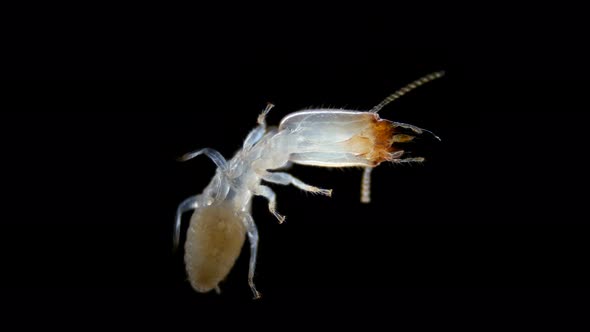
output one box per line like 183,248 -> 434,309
184,202 -> 246,293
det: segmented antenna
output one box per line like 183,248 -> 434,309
360,167 -> 373,204
360,71 -> 444,204
370,71 -> 445,113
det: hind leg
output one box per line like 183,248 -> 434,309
241,212 -> 261,299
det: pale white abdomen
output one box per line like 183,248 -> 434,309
184,202 -> 246,293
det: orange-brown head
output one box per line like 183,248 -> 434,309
343,113 -> 417,166
280,110 -> 422,168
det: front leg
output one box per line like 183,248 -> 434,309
243,103 -> 275,149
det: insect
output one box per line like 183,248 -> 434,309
174,71 -> 444,298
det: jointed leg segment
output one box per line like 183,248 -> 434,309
177,148 -> 228,171
262,172 -> 333,196
253,172 -> 331,224
241,212 -> 261,299
254,185 -> 286,223
243,103 -> 275,149
174,195 -> 200,251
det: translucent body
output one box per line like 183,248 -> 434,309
174,72 -> 444,298
175,109 -> 427,298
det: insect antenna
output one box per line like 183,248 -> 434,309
361,71 -> 444,204
370,71 -> 445,113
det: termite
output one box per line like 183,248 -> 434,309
174,71 -> 444,299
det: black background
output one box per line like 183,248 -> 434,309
2,3 -> 589,329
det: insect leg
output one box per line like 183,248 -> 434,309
241,212 -> 262,299
174,195 -> 200,251
262,172 -> 332,196
243,103 -> 275,149
254,185 -> 286,223
177,148 -> 228,171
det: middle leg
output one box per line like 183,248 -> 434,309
253,185 -> 286,223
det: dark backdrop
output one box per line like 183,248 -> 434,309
2,4 -> 589,329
